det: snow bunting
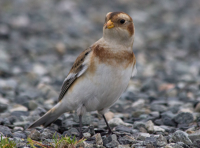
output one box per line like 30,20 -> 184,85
29,11 -> 136,137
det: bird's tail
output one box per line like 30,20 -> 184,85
28,102 -> 65,129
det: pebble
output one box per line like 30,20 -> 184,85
95,133 -> 103,145
154,126 -> 165,132
156,135 -> 167,147
169,130 -> 192,145
28,129 -> 41,141
145,120 -> 154,133
174,112 -> 194,124
104,134 -> 119,148
0,125 -> 12,137
0,103 -> 8,112
137,133 -> 150,140
83,132 -> 91,138
188,130 -> 200,142
108,118 -> 132,127
10,104 -> 28,112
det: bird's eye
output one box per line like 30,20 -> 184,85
120,19 -> 125,24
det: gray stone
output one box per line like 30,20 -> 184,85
105,134 -> 119,148
161,111 -> 176,126
0,103 -> 7,112
156,135 -> 167,147
188,130 -> 200,142
95,133 -> 103,145
145,120 -> 154,133
103,134 -> 119,147
23,100 -> 38,111
118,135 -> 136,145
137,133 -> 150,141
154,126 -> 165,132
83,132 -> 91,138
63,128 -> 79,137
13,131 -> 27,139
150,104 -> 167,112
28,129 -> 41,141
108,118 -> 132,127
169,130 -> 192,145
0,125 -> 12,137
133,121 -> 146,130
41,129 -> 57,140
115,125 -> 135,133
174,112 -> 194,124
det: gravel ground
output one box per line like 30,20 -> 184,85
0,0 -> 200,147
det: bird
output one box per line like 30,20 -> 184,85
28,11 -> 137,138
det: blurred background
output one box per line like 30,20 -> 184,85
0,0 -> 200,137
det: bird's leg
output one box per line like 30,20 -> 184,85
79,115 -> 83,139
102,114 -> 113,134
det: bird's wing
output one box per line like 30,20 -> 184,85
58,47 -> 92,102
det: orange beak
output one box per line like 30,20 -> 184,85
106,20 -> 114,29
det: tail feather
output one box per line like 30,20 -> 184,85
28,103 -> 65,129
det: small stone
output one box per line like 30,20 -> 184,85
156,135 -> 167,147
161,111 -> 176,126
11,15 -> 30,28
115,125 -> 135,133
145,120 -> 154,133
154,126 -> 165,132
0,103 -> 7,112
55,42 -> 66,54
23,100 -> 38,111
108,118 -> 132,127
37,83 -> 58,98
104,111 -> 114,121
188,130 -> 200,142
41,129 -> 56,140
133,121 -> 146,130
145,136 -> 157,146
11,111 -> 29,119
169,130 -> 192,145
150,104 -> 167,112
33,64 -> 48,76
105,134 -> 119,148
28,129 -> 41,141
13,127 -> 24,131
83,132 -> 91,138
10,104 -> 28,112
13,131 -> 27,139
95,133 -> 103,145
0,125 -> 12,137
174,112 -> 194,124
63,128 -> 79,137
118,135 -> 136,145
131,99 -> 145,109
137,133 -> 150,140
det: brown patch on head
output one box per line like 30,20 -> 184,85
92,44 -> 134,68
106,12 -> 123,21
127,23 -> 134,36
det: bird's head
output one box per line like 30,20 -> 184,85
103,12 -> 134,47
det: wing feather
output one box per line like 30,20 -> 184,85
58,48 -> 92,102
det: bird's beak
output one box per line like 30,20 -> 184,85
106,20 -> 114,29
